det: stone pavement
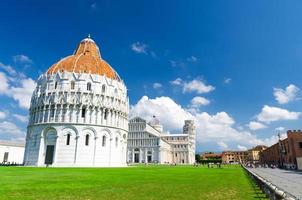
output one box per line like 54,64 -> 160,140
249,168 -> 302,199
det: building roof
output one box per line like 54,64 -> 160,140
47,36 -> 121,81
222,150 -> 248,155
0,140 -> 25,147
201,153 -> 222,158
161,134 -> 187,137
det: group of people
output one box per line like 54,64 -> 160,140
192,162 -> 222,168
0,162 -> 22,166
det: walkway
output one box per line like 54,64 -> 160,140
249,168 -> 302,199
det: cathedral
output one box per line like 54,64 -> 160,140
127,116 -> 196,164
23,36 -> 129,167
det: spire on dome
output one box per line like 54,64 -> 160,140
80,34 -> 95,44
75,35 -> 100,57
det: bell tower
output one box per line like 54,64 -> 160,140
183,120 -> 196,164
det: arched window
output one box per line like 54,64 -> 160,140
87,82 -> 91,91
81,108 -> 86,118
54,81 -> 58,89
102,135 -> 106,147
115,137 -> 118,147
66,134 -> 71,145
85,134 -> 89,146
50,108 -> 55,118
102,85 -> 106,93
71,81 -> 75,90
104,110 -> 108,120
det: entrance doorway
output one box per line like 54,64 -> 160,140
3,152 -> 9,163
147,155 -> 152,163
134,153 -> 139,163
147,151 -> 152,163
134,148 -> 140,163
45,145 -> 55,164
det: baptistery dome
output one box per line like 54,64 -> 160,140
47,36 -> 120,81
23,36 -> 129,167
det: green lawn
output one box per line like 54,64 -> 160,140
0,165 -> 267,200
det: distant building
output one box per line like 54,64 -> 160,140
127,116 -> 196,164
201,152 -> 222,160
0,141 -> 25,164
247,145 -> 267,163
260,130 -> 302,169
222,151 -> 248,164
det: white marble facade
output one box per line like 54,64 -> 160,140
23,37 -> 129,167
0,141 -> 25,164
127,117 -> 196,164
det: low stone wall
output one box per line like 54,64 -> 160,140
243,166 -> 297,200
297,157 -> 302,170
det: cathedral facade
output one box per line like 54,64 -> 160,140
23,37 -> 129,167
127,117 -> 196,164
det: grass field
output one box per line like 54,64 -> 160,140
0,165 -> 267,200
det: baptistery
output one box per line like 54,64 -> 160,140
23,36 -> 129,167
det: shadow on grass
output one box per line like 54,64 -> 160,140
242,169 -> 268,200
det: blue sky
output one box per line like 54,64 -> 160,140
1,0 -> 302,152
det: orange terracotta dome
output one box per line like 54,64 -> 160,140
47,36 -> 121,81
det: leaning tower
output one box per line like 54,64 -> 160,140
183,120 -> 196,164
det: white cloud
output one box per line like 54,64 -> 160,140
190,96 -> 210,107
13,55 -> 32,64
170,78 -> 215,94
9,78 -> 36,109
0,111 -> 6,120
273,84 -> 299,104
0,63 -> 17,76
262,133 -> 287,147
0,72 -> 9,93
130,96 -> 277,150
183,79 -> 215,94
0,62 -> 36,109
275,127 -> 285,132
224,78 -> 232,84
187,56 -> 198,62
131,42 -> 148,54
170,78 -> 183,86
0,121 -> 25,140
217,141 -> 228,150
130,96 -> 192,131
13,114 -> 28,123
171,56 -> 198,68
248,121 -> 267,130
170,60 -> 186,68
153,83 -> 162,89
237,145 -> 248,151
256,105 -> 301,123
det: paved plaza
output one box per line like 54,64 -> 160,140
249,168 -> 302,199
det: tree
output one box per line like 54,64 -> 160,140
195,154 -> 201,163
